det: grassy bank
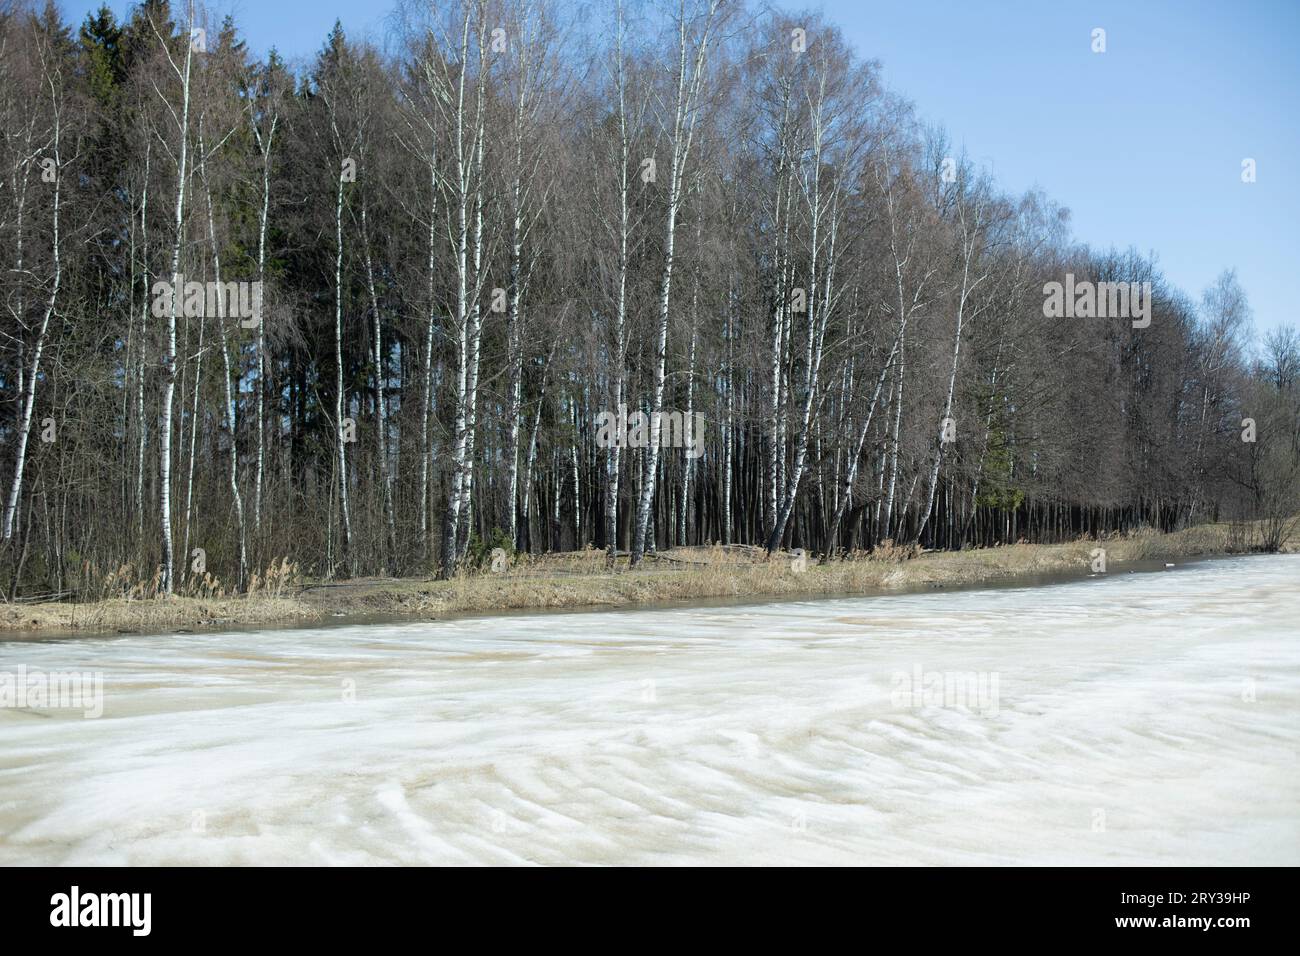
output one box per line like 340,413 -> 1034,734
4,522 -> 1283,636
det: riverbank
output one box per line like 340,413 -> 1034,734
4,523 -> 1278,637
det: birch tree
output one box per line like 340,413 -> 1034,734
630,0 -> 725,566
2,19 -> 65,544
151,3 -> 198,595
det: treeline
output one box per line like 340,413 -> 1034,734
1,0 -> 1296,597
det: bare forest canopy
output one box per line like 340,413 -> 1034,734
1,0 -> 1297,599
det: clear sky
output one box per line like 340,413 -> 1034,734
59,0 -> 1299,339
817,0 -> 1299,342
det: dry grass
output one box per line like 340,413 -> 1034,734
291,524 -> 1246,619
3,557 -> 306,635
0,523 -> 1279,635
2,594 -> 310,635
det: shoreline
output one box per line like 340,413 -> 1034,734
1,524 -> 1282,640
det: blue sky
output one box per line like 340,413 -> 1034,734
820,0 -> 1299,341
60,0 -> 1299,338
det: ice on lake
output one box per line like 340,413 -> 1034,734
2,555 -> 1297,865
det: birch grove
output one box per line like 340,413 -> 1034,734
0,0 -> 1294,599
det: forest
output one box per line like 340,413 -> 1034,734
1,0 -> 1297,599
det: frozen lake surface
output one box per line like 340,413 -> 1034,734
2,555 -> 1297,865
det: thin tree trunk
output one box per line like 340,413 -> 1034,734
250,111 -> 276,540
2,102 -> 61,543
198,121 -> 249,588
135,144 -> 151,551
823,317 -> 906,559
158,26 -> 196,595
331,137 -> 353,574
631,0 -> 719,565
420,162 -> 437,558
361,203 -> 397,571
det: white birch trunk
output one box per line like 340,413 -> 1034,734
250,111 -> 276,538
198,122 -> 249,587
331,130 -> 353,573
157,20 -> 197,595
630,0 -> 719,565
361,204 -> 397,570
2,99 -> 62,543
